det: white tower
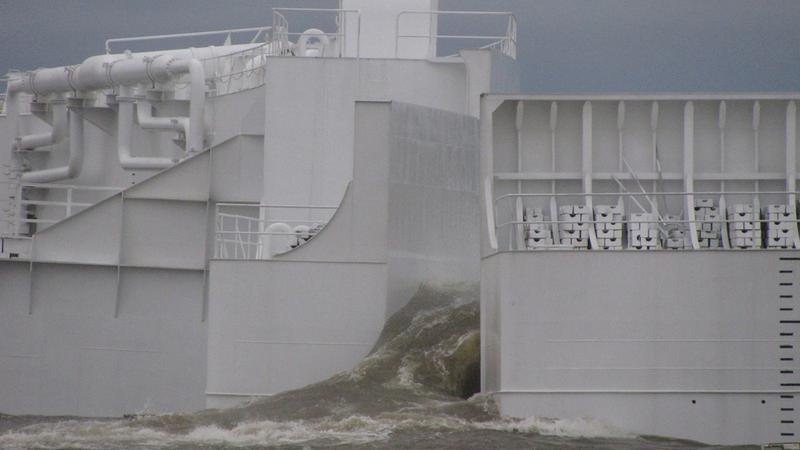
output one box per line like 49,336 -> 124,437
341,0 -> 439,58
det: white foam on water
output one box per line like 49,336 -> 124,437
481,415 -> 632,439
0,415 -> 399,449
393,355 -> 424,389
0,411 -> 634,449
179,415 -> 393,446
0,420 -> 173,450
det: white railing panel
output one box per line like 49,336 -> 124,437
395,10 -> 517,59
214,202 -> 338,260
1,181 -> 121,236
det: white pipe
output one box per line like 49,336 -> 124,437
160,58 -> 205,154
118,94 -> 176,170
14,102 -> 68,151
7,44 -> 252,174
21,107 -> 84,182
136,100 -> 188,134
130,58 -> 205,166
7,44 -> 258,96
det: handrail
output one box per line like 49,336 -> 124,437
497,217 -> 795,228
492,189 -> 800,251
496,190 -> 800,203
105,26 -> 272,53
199,42 -> 269,61
215,202 -> 338,209
214,201 -> 337,259
2,182 -> 122,236
195,42 -> 270,95
1,181 -> 122,192
395,10 -> 517,59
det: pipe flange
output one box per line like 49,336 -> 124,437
27,71 -> 42,98
104,58 -> 127,92
114,95 -> 139,103
145,89 -> 164,102
143,54 -> 167,88
66,97 -> 85,109
64,65 -> 80,94
28,101 -> 48,114
163,56 -> 183,78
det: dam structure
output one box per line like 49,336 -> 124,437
1,1 -> 797,446
0,1 -> 518,414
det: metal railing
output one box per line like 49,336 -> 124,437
395,10 -> 517,59
104,27 -> 276,97
271,8 -> 361,58
2,182 -> 122,236
492,190 -> 800,251
215,202 -> 338,259
105,26 -> 272,54
199,43 -> 271,96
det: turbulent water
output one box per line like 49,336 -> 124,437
0,284 -> 730,449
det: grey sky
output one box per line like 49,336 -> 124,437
1,0 -> 798,92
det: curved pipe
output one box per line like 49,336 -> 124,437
183,58 -> 206,154
14,102 -> 68,151
7,44 -> 224,174
118,95 -> 176,170
155,58 -> 205,154
21,107 -> 84,182
136,100 -> 188,134
129,58 -> 206,167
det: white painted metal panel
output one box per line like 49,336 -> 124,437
125,152 -> 210,201
209,136 -> 264,203
0,262 -> 206,416
121,199 -> 207,269
32,195 -> 122,265
482,251 -> 798,444
206,260 -> 386,407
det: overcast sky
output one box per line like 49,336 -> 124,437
1,0 -> 799,92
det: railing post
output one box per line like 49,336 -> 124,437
65,187 -> 73,217
215,204 -> 220,258
15,183 -> 23,236
234,216 -> 239,259
248,217 -> 253,259
427,11 -> 437,59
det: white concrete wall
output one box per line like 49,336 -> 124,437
204,103 -> 393,407
0,127 -> 260,416
342,0 -> 438,59
0,261 -> 207,416
206,102 -> 481,405
205,260 -> 387,408
209,135 -> 264,203
261,56 -> 470,217
282,101 -> 480,315
0,80 -> 302,416
482,250 -> 799,444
